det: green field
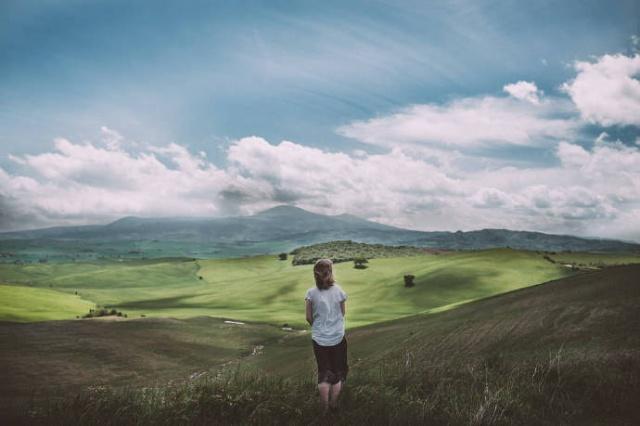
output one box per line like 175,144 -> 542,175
0,284 -> 94,321
0,248 -> 592,327
1,247 -> 639,424
2,264 -> 638,425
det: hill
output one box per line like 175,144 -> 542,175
0,248 -> 601,327
1,205 -> 638,258
4,264 -> 639,424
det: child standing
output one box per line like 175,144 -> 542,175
304,258 -> 348,411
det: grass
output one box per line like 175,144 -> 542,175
0,317 -> 287,409
1,245 -> 639,423
0,284 -> 94,322
5,264 -> 639,425
0,239 -> 293,264
1,248 -> 638,327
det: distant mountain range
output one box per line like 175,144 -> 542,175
1,205 -> 638,252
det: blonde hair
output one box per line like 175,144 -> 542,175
313,258 -> 335,290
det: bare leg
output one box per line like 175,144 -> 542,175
329,380 -> 343,408
318,382 -> 330,411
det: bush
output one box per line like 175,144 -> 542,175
82,306 -> 126,319
278,253 -> 288,261
354,257 -> 369,269
404,274 -> 415,288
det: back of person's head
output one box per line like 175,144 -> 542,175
313,258 -> 335,290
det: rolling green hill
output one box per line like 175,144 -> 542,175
0,248 -> 591,327
3,264 -> 639,425
250,263 -> 640,379
0,284 -> 94,322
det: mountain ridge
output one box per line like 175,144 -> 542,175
0,204 -> 638,252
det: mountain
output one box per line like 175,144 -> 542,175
0,205 -> 638,252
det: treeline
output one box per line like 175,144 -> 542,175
290,240 -> 431,265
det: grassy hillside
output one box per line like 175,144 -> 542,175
5,265 -> 639,425
0,284 -> 94,322
0,317 -> 287,408
250,264 -> 640,379
0,249 -> 593,327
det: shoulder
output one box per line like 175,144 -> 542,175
333,282 -> 345,292
304,286 -> 317,300
332,283 -> 347,299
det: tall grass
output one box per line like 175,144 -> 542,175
14,348 -> 640,425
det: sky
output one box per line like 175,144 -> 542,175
1,0 -> 640,241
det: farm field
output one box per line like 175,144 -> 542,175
0,248 -> 606,327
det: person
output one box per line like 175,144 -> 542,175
304,258 -> 348,411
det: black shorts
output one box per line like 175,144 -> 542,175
312,337 -> 349,385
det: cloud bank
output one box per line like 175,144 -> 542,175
1,52 -> 639,242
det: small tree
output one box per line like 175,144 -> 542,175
404,274 -> 415,288
353,257 -> 368,269
278,253 -> 288,261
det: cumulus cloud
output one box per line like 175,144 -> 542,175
1,137 -> 246,226
562,53 -> 640,127
2,129 -> 639,241
2,50 -> 639,240
471,187 -> 512,208
226,136 -> 463,224
503,81 -> 542,104
0,133 -> 463,230
338,94 -> 577,149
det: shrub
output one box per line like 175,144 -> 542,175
404,274 -> 415,288
278,253 -> 288,261
82,306 -> 126,318
354,257 -> 369,269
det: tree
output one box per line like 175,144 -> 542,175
278,253 -> 288,261
404,274 -> 415,288
353,257 -> 368,269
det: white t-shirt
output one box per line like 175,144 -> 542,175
305,283 -> 347,346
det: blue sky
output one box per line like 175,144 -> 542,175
1,0 -> 640,240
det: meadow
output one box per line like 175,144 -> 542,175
5,264 -> 639,425
0,248 -> 585,327
1,245 -> 639,424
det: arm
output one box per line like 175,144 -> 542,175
305,299 -> 313,325
340,300 -> 346,317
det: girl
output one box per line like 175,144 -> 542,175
304,258 -> 348,411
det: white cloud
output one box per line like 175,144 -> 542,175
338,95 -> 576,149
226,136 -> 463,223
562,53 -> 640,127
503,81 -> 542,104
471,187 -> 512,208
100,126 -> 124,150
2,130 -> 639,242
3,50 -> 640,241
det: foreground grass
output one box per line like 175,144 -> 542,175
13,353 -> 639,426
0,317 -> 287,406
